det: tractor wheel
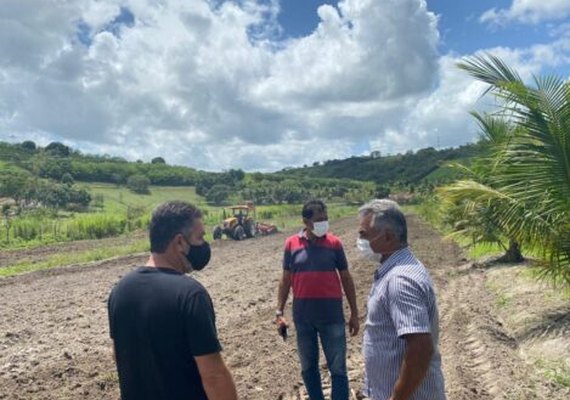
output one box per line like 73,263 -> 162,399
233,225 -> 246,241
213,226 -> 223,240
244,221 -> 256,238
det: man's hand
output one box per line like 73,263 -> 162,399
276,269 -> 291,340
275,316 -> 289,340
339,270 -> 359,334
348,314 -> 360,336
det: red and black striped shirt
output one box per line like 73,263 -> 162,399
283,230 -> 348,323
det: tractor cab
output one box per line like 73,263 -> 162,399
214,202 -> 256,240
223,205 -> 251,225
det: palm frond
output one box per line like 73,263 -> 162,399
458,54 -> 522,90
451,54 -> 570,284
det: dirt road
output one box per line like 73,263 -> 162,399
0,215 -> 568,399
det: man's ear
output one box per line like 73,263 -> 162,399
174,233 -> 186,248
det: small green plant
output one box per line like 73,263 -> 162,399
535,359 -> 570,388
495,293 -> 510,308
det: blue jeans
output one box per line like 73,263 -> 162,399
295,321 -> 349,400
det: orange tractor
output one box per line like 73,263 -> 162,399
212,202 -> 277,241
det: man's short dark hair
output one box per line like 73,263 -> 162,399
302,199 -> 327,220
149,201 -> 202,253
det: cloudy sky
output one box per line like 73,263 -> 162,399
1,0 -> 569,171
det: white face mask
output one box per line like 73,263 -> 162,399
357,238 -> 382,262
312,221 -> 329,237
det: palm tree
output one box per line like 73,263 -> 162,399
441,54 -> 570,284
438,112 -> 523,263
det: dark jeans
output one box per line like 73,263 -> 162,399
295,321 -> 349,400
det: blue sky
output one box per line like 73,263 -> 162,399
277,1 -> 560,52
278,0 -> 566,72
430,0 -> 537,53
1,0 -> 570,171
77,7 -> 135,46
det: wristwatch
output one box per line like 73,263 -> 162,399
275,310 -> 284,317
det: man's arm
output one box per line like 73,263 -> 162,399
391,333 -> 434,400
184,290 -> 234,398
276,271 -> 291,325
195,352 -> 238,400
339,269 -> 359,336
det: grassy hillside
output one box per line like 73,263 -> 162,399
87,183 -> 207,214
280,143 -> 481,186
0,140 -> 376,207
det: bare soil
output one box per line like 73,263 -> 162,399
0,215 -> 568,399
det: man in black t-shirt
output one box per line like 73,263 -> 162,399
108,201 -> 237,400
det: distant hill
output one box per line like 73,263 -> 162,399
0,140 -> 375,206
0,140 -> 480,186
279,143 -> 481,186
0,140 -> 480,207
0,140 -> 209,186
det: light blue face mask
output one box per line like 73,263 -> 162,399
312,220 -> 329,237
357,238 -> 382,262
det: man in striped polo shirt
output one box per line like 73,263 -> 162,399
357,199 -> 445,400
276,199 -> 359,400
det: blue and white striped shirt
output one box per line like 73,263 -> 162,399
363,247 -> 445,400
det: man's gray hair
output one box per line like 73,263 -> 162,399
358,199 -> 407,244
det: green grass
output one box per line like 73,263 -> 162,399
252,203 -> 357,231
535,359 -> 570,388
422,165 -> 463,183
400,205 -> 418,214
86,183 -> 207,214
486,278 -> 511,308
495,293 -> 511,307
0,211 -> 148,249
410,200 -> 504,259
411,195 -> 554,262
549,369 -> 570,388
453,236 -> 504,259
0,183 -> 213,250
0,160 -> 28,172
0,239 -> 149,277
1,180 -> 356,252
0,200 -> 357,277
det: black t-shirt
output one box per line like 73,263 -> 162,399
108,267 -> 222,400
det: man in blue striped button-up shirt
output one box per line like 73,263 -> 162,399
357,200 -> 446,400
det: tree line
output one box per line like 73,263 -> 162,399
280,143 -> 482,186
0,141 -> 386,206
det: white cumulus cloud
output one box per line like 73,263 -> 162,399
1,0 -> 569,171
0,0 -> 439,170
377,32 -> 570,154
481,0 -> 570,26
